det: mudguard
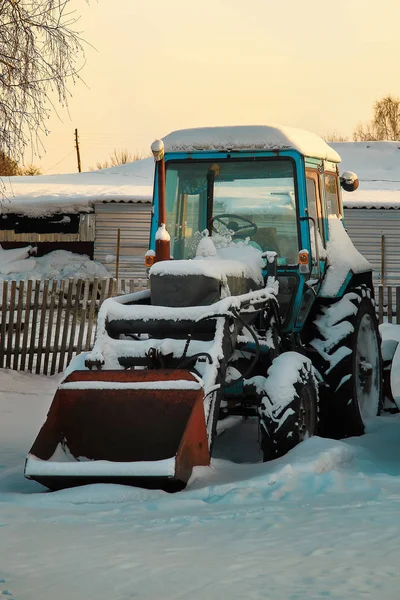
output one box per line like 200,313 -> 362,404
390,341 -> 400,409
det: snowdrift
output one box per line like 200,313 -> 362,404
0,245 -> 109,281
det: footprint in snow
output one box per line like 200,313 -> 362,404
0,579 -> 15,599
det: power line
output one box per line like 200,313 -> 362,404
79,131 -> 151,137
42,150 -> 75,174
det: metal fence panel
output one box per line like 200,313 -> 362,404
94,203 -> 152,279
344,208 -> 400,286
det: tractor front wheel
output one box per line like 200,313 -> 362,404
258,352 -> 319,461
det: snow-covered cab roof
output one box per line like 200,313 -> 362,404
162,125 -> 341,163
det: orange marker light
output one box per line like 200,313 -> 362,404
298,250 -> 309,265
298,250 -> 310,274
145,254 -> 155,268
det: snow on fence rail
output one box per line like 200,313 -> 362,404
0,277 -> 148,375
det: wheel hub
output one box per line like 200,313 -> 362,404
298,390 -> 314,441
355,313 -> 380,419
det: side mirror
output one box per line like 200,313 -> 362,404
340,171 -> 359,193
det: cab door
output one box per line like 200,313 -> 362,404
305,169 -> 326,279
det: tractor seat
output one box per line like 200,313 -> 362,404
250,227 -> 280,254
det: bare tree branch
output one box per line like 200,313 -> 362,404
0,0 -> 88,162
323,132 -> 348,143
90,149 -> 149,171
353,95 -> 400,141
373,96 -> 400,141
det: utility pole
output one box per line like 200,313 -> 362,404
74,128 -> 82,173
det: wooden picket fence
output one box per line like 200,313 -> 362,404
0,279 -> 398,376
0,277 -> 148,375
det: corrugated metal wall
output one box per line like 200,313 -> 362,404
344,208 -> 400,285
94,204 -> 398,283
94,202 -> 152,278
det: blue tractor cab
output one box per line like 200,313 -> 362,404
149,126 -> 369,334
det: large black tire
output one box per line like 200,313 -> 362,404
310,285 -> 383,439
258,352 -> 318,461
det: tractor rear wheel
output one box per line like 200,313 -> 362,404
310,285 -> 382,439
258,352 -> 318,461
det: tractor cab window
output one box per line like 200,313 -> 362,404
324,173 -> 341,217
306,172 -> 325,240
165,159 -> 299,266
165,164 -> 207,259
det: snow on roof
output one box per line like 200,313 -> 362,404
342,190 -> 400,210
2,138 -> 399,216
332,141 -> 400,210
163,125 -> 341,162
332,141 -> 400,184
0,157 -> 154,216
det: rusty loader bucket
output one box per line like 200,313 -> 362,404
25,369 -> 210,491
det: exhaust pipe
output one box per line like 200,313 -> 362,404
151,139 -> 171,263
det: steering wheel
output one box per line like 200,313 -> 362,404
211,213 -> 258,238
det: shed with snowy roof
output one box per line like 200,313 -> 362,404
0,158 -> 154,278
333,141 -> 400,286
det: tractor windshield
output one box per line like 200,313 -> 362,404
165,158 -> 299,265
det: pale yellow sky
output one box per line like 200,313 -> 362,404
34,0 -> 400,174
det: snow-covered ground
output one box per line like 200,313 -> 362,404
1,368 -> 400,600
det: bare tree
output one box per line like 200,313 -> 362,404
353,122 -> 377,142
20,163 -> 42,175
323,132 -> 349,143
0,151 -> 42,175
374,96 -> 400,140
0,151 -> 20,175
0,0 -> 88,162
90,149 -> 147,170
353,95 -> 400,141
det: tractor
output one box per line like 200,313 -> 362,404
25,125 -> 383,491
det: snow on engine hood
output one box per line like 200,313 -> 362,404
150,240 -> 265,285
